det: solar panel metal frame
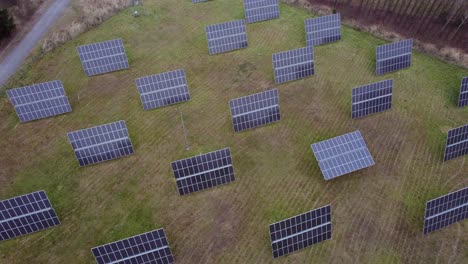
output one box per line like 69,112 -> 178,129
67,120 -> 134,167
458,77 -> 468,107
443,124 -> 468,161
243,0 -> 280,24
375,39 -> 413,75
205,19 -> 248,55
423,187 -> 468,234
0,190 -> 60,241
305,13 -> 341,46
352,79 -> 393,119
6,80 -> 72,123
269,205 -> 332,258
272,46 -> 314,84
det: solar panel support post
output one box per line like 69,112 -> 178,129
178,107 -> 190,151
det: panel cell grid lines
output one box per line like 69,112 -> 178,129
311,130 -> 375,180
352,79 -> 393,119
458,77 -> 468,107
272,46 -> 314,84
243,0 -> 280,24
77,38 -> 129,77
92,228 -> 174,264
171,148 -> 235,195
205,19 -> 248,55
6,80 -> 72,123
376,39 -> 413,75
67,120 -> 134,167
443,124 -> 468,161
305,14 -> 341,46
229,89 -> 280,132
136,69 -> 191,110
269,205 -> 332,258
0,190 -> 60,241
423,187 -> 468,234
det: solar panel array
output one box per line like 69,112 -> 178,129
243,0 -> 280,24
376,39 -> 413,76
305,14 -> 341,46
311,130 -> 375,180
443,124 -> 468,161
229,89 -> 280,132
0,190 -> 60,241
269,205 -> 332,258
205,19 -> 248,55
352,79 -> 393,119
92,228 -> 174,264
423,187 -> 468,234
272,46 -> 314,84
77,38 -> 129,77
171,148 -> 235,195
458,77 -> 468,107
136,69 -> 191,110
67,120 -> 134,167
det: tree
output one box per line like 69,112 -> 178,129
0,9 -> 15,41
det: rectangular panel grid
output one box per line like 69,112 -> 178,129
376,39 -> 413,75
171,148 -> 235,195
443,124 -> 468,161
6,80 -> 72,123
136,69 -> 191,110
0,190 -> 60,241
243,0 -> 280,24
67,120 -> 134,167
272,46 -> 314,84
205,19 -> 248,55
77,38 -> 129,77
458,77 -> 468,107
91,228 -> 174,264
423,187 -> 468,234
311,130 -> 375,180
269,205 -> 332,258
305,14 -> 341,46
352,79 -> 393,119
229,88 -> 280,132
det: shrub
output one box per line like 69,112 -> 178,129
0,8 -> 15,41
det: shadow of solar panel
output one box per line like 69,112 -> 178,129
171,148 -> 235,195
458,77 -> 468,107
269,205 -> 331,258
305,13 -> 341,46
136,69 -> 191,110
443,124 -> 468,161
272,46 -> 314,84
205,19 -> 248,55
423,187 -> 468,234
67,120 -> 134,167
376,39 -> 413,75
352,79 -> 393,119
0,190 -> 60,241
244,0 -> 280,24
6,80 -> 72,123
77,38 -> 129,77
91,228 -> 174,264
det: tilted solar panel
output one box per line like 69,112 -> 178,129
305,14 -> 341,46
272,46 -> 314,84
243,0 -> 280,24
205,19 -> 248,55
352,79 -> 393,119
443,124 -> 468,161
458,77 -> 468,107
376,39 -> 413,75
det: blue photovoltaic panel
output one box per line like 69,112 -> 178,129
193,0 -> 209,2
67,120 -> 134,167
443,124 -> 468,161
311,130 -> 375,180
6,80 -> 72,123
305,14 -> 341,46
229,88 -> 280,132
352,79 -> 393,119
0,190 -> 60,241
136,69 -> 191,110
458,77 -> 468,107
77,38 -> 129,77
376,39 -> 413,75
269,205 -> 332,258
243,0 -> 280,24
423,187 -> 468,234
272,46 -> 314,84
205,19 -> 248,55
91,228 -> 174,264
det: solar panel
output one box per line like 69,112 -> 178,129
272,46 -> 314,84
205,19 -> 248,55
443,124 -> 468,161
305,14 -> 341,46
77,38 -> 129,77
458,77 -> 468,107
423,187 -> 468,234
91,228 -> 174,264
136,69 -> 191,111
311,130 -> 375,180
243,0 -> 280,24
376,39 -> 413,75
6,80 -> 72,123
229,88 -> 280,132
193,0 -> 209,2
0,190 -> 60,241
269,205 -> 332,258
171,148 -> 235,195
67,120 -> 134,167
352,79 -> 393,119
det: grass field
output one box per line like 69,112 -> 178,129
0,0 -> 467,263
